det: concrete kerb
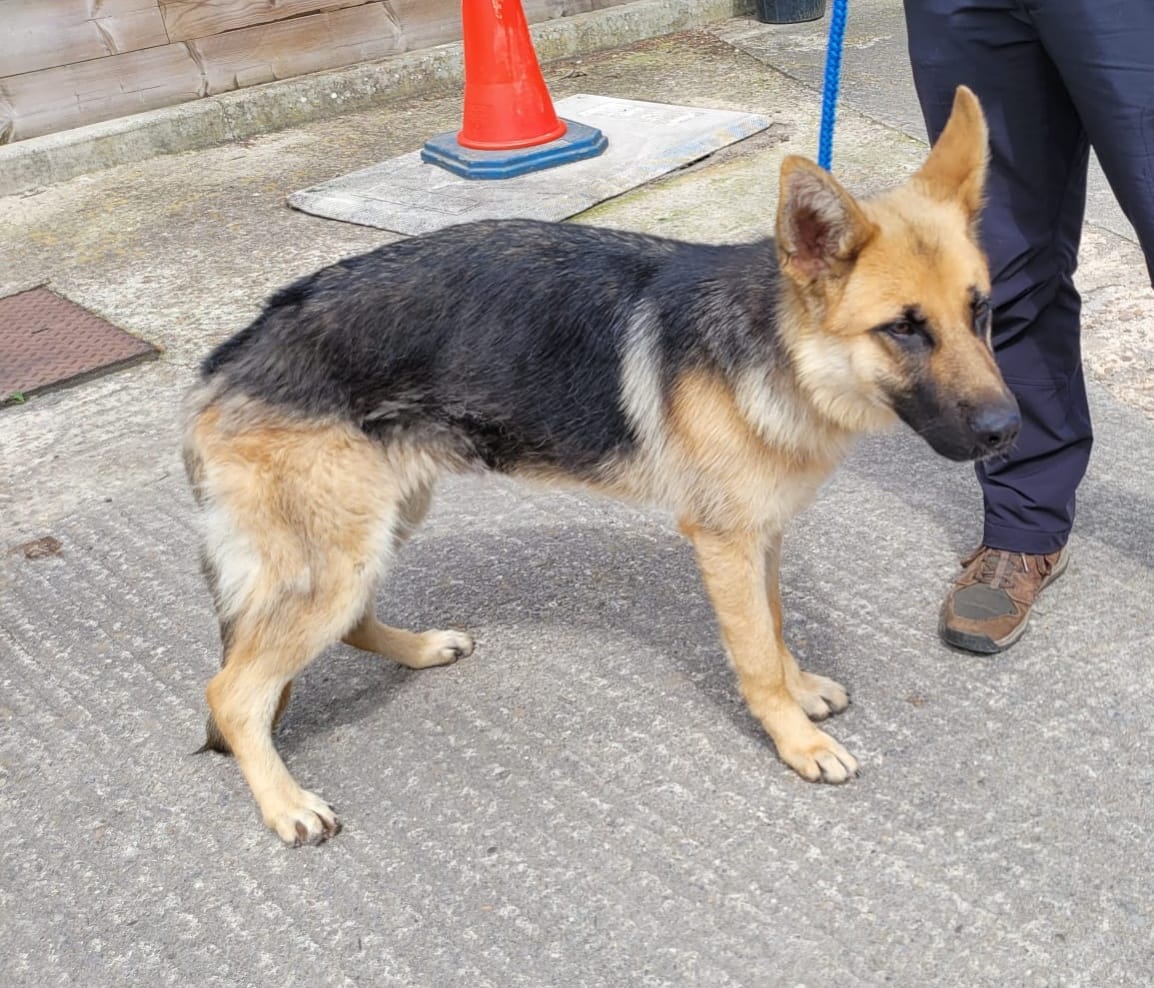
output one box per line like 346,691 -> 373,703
0,0 -> 756,198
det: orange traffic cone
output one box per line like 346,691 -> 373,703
457,0 -> 566,150
421,0 -> 607,179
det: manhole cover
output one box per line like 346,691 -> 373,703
0,287 -> 157,403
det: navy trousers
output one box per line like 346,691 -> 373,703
904,0 -> 1154,553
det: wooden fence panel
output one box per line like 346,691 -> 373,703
0,44 -> 203,142
0,0 -> 647,142
388,0 -> 460,52
189,3 -> 403,94
0,0 -> 169,77
388,0 -> 637,53
159,0 -> 372,43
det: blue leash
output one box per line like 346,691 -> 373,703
818,0 -> 849,171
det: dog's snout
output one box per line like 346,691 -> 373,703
971,401 -> 1021,453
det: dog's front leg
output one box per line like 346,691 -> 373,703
685,522 -> 859,784
764,532 -> 850,722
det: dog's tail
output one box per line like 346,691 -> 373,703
184,390 -> 234,755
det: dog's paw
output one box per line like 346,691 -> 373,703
264,789 -> 342,846
789,671 -> 849,721
412,629 -> 475,669
778,728 -> 859,784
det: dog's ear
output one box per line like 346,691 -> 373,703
776,156 -> 877,285
911,85 -> 988,224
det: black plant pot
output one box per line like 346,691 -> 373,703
755,0 -> 826,23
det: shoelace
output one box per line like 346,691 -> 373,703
964,548 -> 1053,591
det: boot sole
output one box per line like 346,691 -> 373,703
939,548 -> 1070,654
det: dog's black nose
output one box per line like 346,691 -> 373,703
972,403 -> 1021,452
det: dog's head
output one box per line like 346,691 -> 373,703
774,86 -> 1019,462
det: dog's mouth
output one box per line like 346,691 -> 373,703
927,430 -> 1018,463
893,392 -> 1021,463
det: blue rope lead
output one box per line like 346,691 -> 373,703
818,0 -> 849,171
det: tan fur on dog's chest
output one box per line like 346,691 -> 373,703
668,370 -> 850,531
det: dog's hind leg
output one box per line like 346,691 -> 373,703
191,409 -> 401,844
197,646 -> 294,754
342,615 -> 474,669
195,566 -> 295,754
684,521 -> 859,784
209,615 -> 350,845
764,532 -> 849,721
341,484 -> 475,669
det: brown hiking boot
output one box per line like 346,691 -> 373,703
940,545 -> 1069,654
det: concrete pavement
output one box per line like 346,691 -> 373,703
2,4 -> 1153,985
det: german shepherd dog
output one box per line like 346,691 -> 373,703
184,87 -> 1018,845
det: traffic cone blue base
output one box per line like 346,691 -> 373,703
421,118 -> 607,180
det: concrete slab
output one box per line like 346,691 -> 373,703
287,95 -> 771,233
3,393 -> 1153,988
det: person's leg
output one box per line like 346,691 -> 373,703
906,0 -> 1093,555
904,0 -> 1090,649
1032,0 -> 1154,283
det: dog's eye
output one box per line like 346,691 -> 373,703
885,319 -> 915,338
972,297 -> 992,335
874,310 -> 929,345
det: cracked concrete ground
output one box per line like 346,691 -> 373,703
2,4 -> 1153,985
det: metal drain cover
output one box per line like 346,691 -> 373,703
0,287 -> 157,403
